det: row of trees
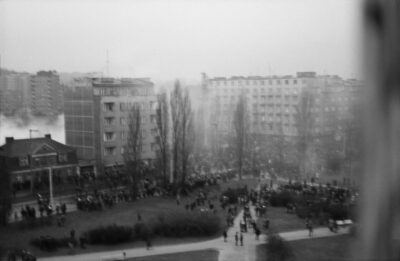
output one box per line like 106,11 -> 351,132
123,81 -> 195,197
230,88 -> 362,184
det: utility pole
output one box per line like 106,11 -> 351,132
29,129 -> 39,194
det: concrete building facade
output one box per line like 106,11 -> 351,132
64,77 -> 158,175
0,73 -> 31,116
31,71 -> 63,117
202,72 -> 361,141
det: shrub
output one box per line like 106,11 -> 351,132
133,222 -> 153,240
269,191 -> 294,207
326,205 -> 349,220
151,210 -> 221,237
30,236 -> 71,251
84,224 -> 132,245
266,234 -> 294,261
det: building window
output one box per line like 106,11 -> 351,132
104,132 -> 115,141
120,117 -> 126,125
285,80 -> 289,84
120,103 -> 127,111
58,153 -> 68,163
105,117 -> 114,126
277,80 -> 281,85
150,115 -> 157,124
104,147 -> 116,156
19,156 -> 29,167
104,102 -> 115,112
294,79 -> 297,84
120,147 -> 125,155
121,131 -> 127,140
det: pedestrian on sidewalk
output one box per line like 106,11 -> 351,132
255,228 -> 260,240
240,233 -> 244,246
306,219 -> 313,237
264,219 -> 270,230
235,232 -> 238,246
223,230 -> 228,242
146,238 -> 152,250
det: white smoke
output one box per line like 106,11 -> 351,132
0,114 -> 65,145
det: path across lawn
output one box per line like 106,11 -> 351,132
37,182 -> 350,261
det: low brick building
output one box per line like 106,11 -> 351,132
0,134 -> 79,197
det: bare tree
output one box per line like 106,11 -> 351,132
233,94 -> 249,180
294,88 -> 315,180
123,105 -> 143,200
179,88 -> 194,185
155,91 -> 169,188
170,81 -> 183,184
169,81 -> 195,186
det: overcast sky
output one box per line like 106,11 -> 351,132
0,0 -> 362,83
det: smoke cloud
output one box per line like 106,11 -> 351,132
0,114 -> 65,146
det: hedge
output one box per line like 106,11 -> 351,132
84,224 -> 133,245
151,210 -> 222,237
79,210 -> 221,246
30,236 -> 74,251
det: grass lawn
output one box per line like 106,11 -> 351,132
289,234 -> 357,261
127,249 -> 219,261
256,207 -> 307,234
0,178 -> 258,258
256,235 -> 357,261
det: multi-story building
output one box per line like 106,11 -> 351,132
202,72 -> 361,140
64,78 -> 97,176
0,73 -> 31,116
31,71 -> 63,117
64,77 -> 158,175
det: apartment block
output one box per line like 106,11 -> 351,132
64,77 -> 158,175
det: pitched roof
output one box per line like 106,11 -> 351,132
0,137 -> 75,157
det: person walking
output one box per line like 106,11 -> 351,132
223,230 -> 228,242
255,228 -> 260,240
146,238 -> 152,250
240,233 -> 244,246
235,232 -> 239,246
306,219 -> 313,237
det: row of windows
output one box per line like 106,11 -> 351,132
65,116 -> 94,131
64,101 -> 93,116
19,153 -> 69,167
103,130 -> 150,141
103,101 -> 156,113
210,78 -> 304,87
104,115 -> 156,126
66,131 -> 94,147
94,87 -> 151,97
104,143 -> 157,156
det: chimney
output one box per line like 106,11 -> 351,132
5,137 -> 14,144
44,134 -> 51,139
